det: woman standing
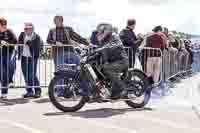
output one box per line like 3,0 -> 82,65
18,23 -> 42,98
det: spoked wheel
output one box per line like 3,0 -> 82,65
125,70 -> 151,108
48,76 -> 86,112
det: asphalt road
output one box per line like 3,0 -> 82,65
1,72 -> 200,133
0,88 -> 200,133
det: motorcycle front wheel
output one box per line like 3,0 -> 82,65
48,75 -> 86,112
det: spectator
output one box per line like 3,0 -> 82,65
119,18 -> 143,68
0,18 -> 17,99
169,34 -> 180,49
178,39 -> 190,71
162,40 -> 170,81
163,27 -> 169,37
18,23 -> 42,98
145,26 -> 166,83
139,32 -> 153,71
47,15 -> 90,97
47,15 -> 89,69
185,40 -> 193,68
168,32 -> 179,76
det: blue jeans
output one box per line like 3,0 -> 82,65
0,55 -> 11,94
21,56 -> 41,93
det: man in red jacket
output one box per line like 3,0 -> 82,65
146,26 -> 166,83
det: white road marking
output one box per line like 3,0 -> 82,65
0,120 -> 45,133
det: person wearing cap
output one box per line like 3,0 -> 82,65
0,17 -> 17,99
119,18 -> 143,68
18,23 -> 43,98
47,15 -> 90,69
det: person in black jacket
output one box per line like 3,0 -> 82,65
0,18 -> 17,99
119,19 -> 143,68
18,23 -> 42,98
96,23 -> 129,99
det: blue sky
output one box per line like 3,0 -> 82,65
0,0 -> 200,40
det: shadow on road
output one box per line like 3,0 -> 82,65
44,107 -> 153,118
0,98 -> 29,106
33,98 -> 50,104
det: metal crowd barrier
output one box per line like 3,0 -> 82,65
191,51 -> 200,73
137,47 -> 163,86
162,47 -> 192,80
0,43 -> 194,90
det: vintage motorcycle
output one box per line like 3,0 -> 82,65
48,46 -> 153,112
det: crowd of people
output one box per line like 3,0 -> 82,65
0,15 -> 194,99
0,16 -> 91,99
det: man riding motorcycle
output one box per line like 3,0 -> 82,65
95,23 -> 129,99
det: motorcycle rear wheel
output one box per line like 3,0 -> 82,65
125,70 -> 151,108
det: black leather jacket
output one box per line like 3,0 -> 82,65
98,35 -> 128,63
